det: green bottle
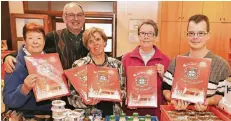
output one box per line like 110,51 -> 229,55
110,115 -> 116,121
145,114 -> 151,121
139,118 -> 145,121
133,112 -> 139,121
119,113 -> 126,121
127,116 -> 133,121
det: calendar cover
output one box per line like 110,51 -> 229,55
25,53 -> 70,102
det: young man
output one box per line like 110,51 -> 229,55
162,14 -> 230,111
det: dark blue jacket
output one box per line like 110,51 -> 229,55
3,46 -> 51,116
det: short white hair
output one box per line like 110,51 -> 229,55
63,2 -> 84,15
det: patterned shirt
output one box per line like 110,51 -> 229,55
44,28 -> 89,69
162,51 -> 231,98
68,53 -> 126,116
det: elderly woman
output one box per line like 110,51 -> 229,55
68,27 -> 125,117
122,20 -> 170,119
3,23 -> 51,117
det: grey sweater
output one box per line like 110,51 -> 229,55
162,51 -> 230,97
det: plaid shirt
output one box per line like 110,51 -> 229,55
68,53 -> 126,116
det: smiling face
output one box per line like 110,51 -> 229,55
138,24 -> 157,49
187,21 -> 210,50
63,4 -> 85,34
87,32 -> 106,57
24,32 -> 45,55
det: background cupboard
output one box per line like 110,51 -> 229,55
159,1 -> 231,64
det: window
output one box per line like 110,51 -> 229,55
54,15 -> 116,57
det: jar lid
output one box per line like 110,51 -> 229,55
51,107 -> 65,112
74,109 -> 85,114
110,115 -> 116,119
145,114 -> 151,118
52,100 -> 66,106
133,112 -> 139,116
53,115 -> 66,119
139,118 -> 145,121
69,111 -> 81,118
127,116 -> 133,121
120,113 -> 126,117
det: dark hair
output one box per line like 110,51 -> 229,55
23,22 -> 45,40
138,19 -> 158,36
187,14 -> 210,32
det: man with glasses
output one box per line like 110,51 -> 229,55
162,14 -> 230,111
4,2 -> 88,72
122,19 -> 170,119
3,2 -> 88,110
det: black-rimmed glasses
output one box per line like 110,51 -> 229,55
138,32 -> 155,37
187,31 -> 208,37
65,13 -> 84,19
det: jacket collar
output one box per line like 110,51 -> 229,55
130,45 -> 164,61
17,45 -> 27,67
85,53 -> 109,66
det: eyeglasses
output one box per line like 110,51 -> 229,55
138,32 -> 155,37
65,13 -> 84,19
187,31 -> 208,37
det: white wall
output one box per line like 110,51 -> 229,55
9,1 -> 24,13
116,1 -> 159,56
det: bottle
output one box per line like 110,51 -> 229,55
133,112 -> 139,121
139,118 -> 145,121
110,115 -> 116,121
119,113 -> 126,121
127,116 -> 133,121
145,114 -> 151,121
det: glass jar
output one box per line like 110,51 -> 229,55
119,113 -> 126,121
133,112 -> 139,121
145,114 -> 151,121
127,116 -> 133,121
139,118 -> 145,121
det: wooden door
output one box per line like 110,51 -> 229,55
203,2 -> 223,22
179,22 -> 189,55
160,22 -> 181,59
222,2 -> 231,22
181,2 -> 203,22
207,23 -> 222,56
161,1 -> 182,22
220,23 -> 231,61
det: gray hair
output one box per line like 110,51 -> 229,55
63,2 -> 84,15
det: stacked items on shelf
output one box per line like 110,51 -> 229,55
51,100 -> 85,121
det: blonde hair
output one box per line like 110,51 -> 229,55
82,27 -> 107,48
